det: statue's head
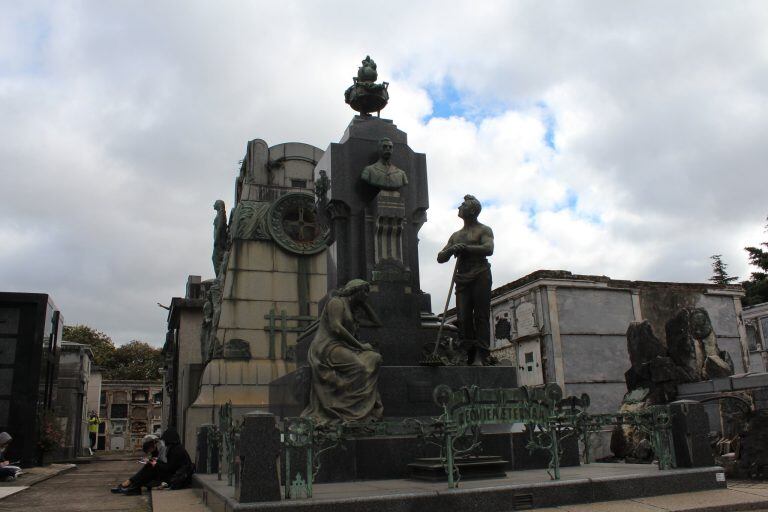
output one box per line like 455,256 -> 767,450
378,138 -> 393,160
337,278 -> 370,301
214,199 -> 225,211
458,194 -> 482,220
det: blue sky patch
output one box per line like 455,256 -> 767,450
536,101 -> 557,151
424,78 -> 507,124
2,13 -> 51,77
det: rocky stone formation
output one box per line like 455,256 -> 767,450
666,307 -> 734,381
612,308 -> 734,461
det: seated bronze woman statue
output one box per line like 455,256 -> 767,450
302,279 -> 383,424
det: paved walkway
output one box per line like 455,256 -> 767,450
4,455 -> 768,512
0,456 -> 148,512
537,482 -> 768,511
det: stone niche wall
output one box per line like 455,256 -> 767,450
217,239 -> 327,362
556,287 -> 636,414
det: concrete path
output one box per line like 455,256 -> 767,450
0,456 -> 148,512
151,488 -> 209,512
528,481 -> 768,511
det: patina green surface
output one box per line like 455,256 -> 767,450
344,56 -> 389,115
212,200 -> 228,276
267,193 -> 329,255
283,383 -> 677,498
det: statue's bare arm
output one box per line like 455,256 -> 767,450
437,234 -> 457,263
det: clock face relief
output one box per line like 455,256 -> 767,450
267,193 -> 329,255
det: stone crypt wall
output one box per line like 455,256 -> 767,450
182,140 -> 327,458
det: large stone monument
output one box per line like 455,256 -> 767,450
184,140 -> 330,454
269,58 -> 518,480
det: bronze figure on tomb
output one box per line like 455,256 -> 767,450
212,200 -> 228,276
437,195 -> 494,366
344,56 -> 389,115
302,279 -> 383,424
361,138 -> 408,191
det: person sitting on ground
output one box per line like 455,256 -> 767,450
0,432 -> 22,481
110,434 -> 166,495
110,428 -> 192,495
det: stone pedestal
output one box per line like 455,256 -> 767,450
319,116 -> 430,320
234,412 -> 281,503
670,400 -> 714,467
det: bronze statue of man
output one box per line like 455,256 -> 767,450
361,138 -> 408,191
212,200 -> 228,276
437,195 -> 494,366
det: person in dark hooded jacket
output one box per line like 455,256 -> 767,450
111,428 -> 192,495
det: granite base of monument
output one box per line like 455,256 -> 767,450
408,455 -> 508,481
279,430 -> 579,483
195,464 -> 728,511
269,365 -> 518,418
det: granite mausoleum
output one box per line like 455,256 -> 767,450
0,292 -> 62,466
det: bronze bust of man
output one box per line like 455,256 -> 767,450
361,138 -> 408,191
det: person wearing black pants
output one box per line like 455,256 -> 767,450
111,428 -> 191,495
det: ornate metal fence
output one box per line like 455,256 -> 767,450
205,401 -> 242,486
282,384 -> 676,499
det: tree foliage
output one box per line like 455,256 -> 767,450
742,216 -> 768,306
62,324 -> 115,366
62,325 -> 163,381
102,340 -> 164,380
709,254 -> 738,285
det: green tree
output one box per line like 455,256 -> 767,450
709,254 -> 738,285
102,340 -> 164,381
62,324 -> 116,366
743,217 -> 768,306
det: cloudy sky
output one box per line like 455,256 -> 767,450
2,1 -> 767,346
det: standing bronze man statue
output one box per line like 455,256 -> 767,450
437,195 -> 494,366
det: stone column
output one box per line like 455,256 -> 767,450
669,400 -> 714,467
234,411 -> 281,503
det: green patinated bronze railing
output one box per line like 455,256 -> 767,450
281,384 -> 676,499
218,401 -> 242,486
204,401 -> 242,486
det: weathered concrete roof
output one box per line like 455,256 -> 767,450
444,269 -> 744,317
489,269 -> 743,301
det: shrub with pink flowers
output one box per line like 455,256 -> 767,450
37,409 -> 65,452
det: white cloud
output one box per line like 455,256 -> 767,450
1,1 -> 767,344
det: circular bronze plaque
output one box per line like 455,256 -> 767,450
267,193 -> 329,255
